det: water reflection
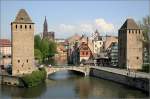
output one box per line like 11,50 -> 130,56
1,82 -> 46,99
0,70 -> 148,99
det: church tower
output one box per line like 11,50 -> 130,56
11,9 -> 35,75
43,16 -> 48,39
118,18 -> 143,70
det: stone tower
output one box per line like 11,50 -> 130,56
118,18 -> 143,70
11,9 -> 34,75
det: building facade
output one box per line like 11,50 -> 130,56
78,42 -> 92,63
109,42 -> 118,67
54,39 -> 68,65
0,39 -> 11,68
118,18 -> 143,70
11,9 -> 35,75
92,30 -> 103,55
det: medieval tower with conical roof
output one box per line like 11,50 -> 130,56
11,9 -> 34,75
118,18 -> 143,70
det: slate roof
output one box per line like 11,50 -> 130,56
13,9 -> 33,23
120,18 -> 139,30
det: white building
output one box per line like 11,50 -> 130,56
92,30 -> 103,55
0,39 -> 11,68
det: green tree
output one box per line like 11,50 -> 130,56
34,35 -> 41,50
34,49 -> 42,64
40,38 -> 49,62
34,34 -> 57,64
48,40 -> 57,57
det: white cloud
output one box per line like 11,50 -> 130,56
95,18 -> 115,33
53,18 -> 116,38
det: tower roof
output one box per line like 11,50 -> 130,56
13,9 -> 33,23
44,16 -> 47,25
120,18 -> 139,30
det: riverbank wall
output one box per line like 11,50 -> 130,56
89,68 -> 149,93
0,75 -> 24,87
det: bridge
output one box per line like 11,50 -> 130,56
45,65 -> 150,79
45,66 -> 90,76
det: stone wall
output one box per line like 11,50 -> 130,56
0,75 -> 24,87
90,68 -> 149,93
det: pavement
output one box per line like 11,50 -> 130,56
91,66 -> 150,79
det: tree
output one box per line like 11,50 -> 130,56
48,40 -> 57,57
34,34 -> 57,64
40,38 -> 49,62
139,16 -> 150,72
34,49 -> 42,64
34,35 -> 41,50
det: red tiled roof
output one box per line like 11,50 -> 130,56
0,39 -> 11,47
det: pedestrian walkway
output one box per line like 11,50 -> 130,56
91,66 -> 150,79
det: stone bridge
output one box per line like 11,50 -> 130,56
45,66 -> 90,76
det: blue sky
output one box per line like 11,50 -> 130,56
0,0 -> 149,39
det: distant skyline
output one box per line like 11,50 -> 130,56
0,0 -> 149,39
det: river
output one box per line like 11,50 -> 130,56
0,71 -> 148,99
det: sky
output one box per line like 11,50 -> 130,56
0,0 -> 149,39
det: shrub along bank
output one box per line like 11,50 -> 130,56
21,67 -> 47,88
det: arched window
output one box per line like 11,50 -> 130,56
25,25 -> 27,29
29,25 -> 31,29
129,30 -> 131,33
16,25 -> 17,29
20,25 -> 22,29
27,59 -> 28,63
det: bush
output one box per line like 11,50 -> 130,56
21,67 -> 47,87
138,63 -> 150,73
142,63 -> 150,73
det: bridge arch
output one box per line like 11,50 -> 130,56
46,66 -> 89,77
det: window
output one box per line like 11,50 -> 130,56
25,25 -> 27,29
137,57 -> 139,59
20,25 -> 22,29
18,60 -> 20,63
86,52 -> 88,55
27,59 -> 28,63
82,52 -> 84,55
29,25 -> 31,29
16,25 -> 17,29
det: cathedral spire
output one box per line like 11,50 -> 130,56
43,16 -> 48,39
43,16 -> 48,33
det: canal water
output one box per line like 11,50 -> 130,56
0,71 -> 148,99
